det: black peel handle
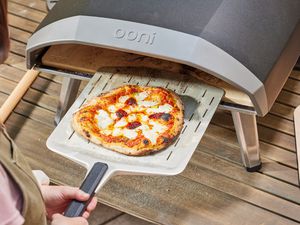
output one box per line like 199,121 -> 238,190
64,162 -> 108,217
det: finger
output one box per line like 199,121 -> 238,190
86,197 -> 98,212
61,186 -> 90,201
82,211 -> 90,219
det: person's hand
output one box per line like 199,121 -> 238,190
51,213 -> 88,225
40,185 -> 97,219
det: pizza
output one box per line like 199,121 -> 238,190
72,85 -> 184,156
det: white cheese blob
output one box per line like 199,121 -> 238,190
112,128 -> 122,136
138,100 -> 158,107
119,95 -> 130,103
114,117 -> 128,128
141,127 -> 159,144
141,114 -> 149,122
101,130 -> 112,135
108,105 -> 117,113
128,114 -> 137,122
146,104 -> 173,114
149,120 -> 167,133
123,129 -> 138,139
111,113 -> 118,120
135,91 -> 148,101
137,124 -> 157,144
96,110 -> 113,129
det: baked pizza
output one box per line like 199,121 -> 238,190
72,85 -> 184,155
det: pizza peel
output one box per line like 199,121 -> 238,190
46,67 -> 224,217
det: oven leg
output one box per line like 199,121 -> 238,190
231,111 -> 262,172
55,77 -> 81,125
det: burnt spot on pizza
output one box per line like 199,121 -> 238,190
116,109 -> 128,118
149,113 -> 172,121
83,130 -> 91,138
127,121 -> 142,129
125,97 -> 137,106
143,139 -> 149,145
161,113 -> 171,121
162,136 -> 173,144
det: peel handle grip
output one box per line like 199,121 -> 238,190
64,162 -> 108,217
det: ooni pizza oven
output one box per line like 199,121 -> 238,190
26,0 -> 300,171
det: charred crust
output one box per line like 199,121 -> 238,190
83,130 -> 91,138
143,139 -> 149,145
162,136 -> 173,144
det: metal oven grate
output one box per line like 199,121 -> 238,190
47,67 -> 224,176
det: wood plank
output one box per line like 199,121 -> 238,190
4,52 -> 26,70
8,1 -> 46,23
182,157 -> 300,222
8,13 -> 39,33
0,92 -> 55,126
257,113 -> 294,136
0,64 -> 61,96
270,102 -> 294,121
10,0 -> 48,12
9,39 -> 26,56
277,90 -> 300,108
189,150 -> 300,204
201,125 -> 298,185
104,214 -> 153,225
86,204 -> 123,225
284,78 -> 300,95
212,111 -> 296,152
9,26 -> 31,43
99,175 -> 298,225
0,77 -> 58,111
290,70 -> 300,81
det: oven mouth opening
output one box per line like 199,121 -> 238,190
33,43 -> 256,114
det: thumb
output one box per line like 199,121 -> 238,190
52,213 -> 88,225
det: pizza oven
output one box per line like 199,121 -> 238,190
26,0 -> 300,171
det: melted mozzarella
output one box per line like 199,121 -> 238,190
123,129 -> 138,139
146,104 -> 173,114
141,126 -> 159,144
114,117 -> 128,128
136,120 -> 167,144
135,91 -> 148,101
96,110 -> 113,129
108,105 -> 117,113
119,95 -> 130,103
111,113 -> 118,120
137,124 -> 158,144
149,120 -> 167,133
138,100 -> 158,107
141,114 -> 149,122
112,128 -> 122,136
101,130 -> 112,135
128,114 -> 137,122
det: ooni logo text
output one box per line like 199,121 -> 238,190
114,29 -> 156,45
